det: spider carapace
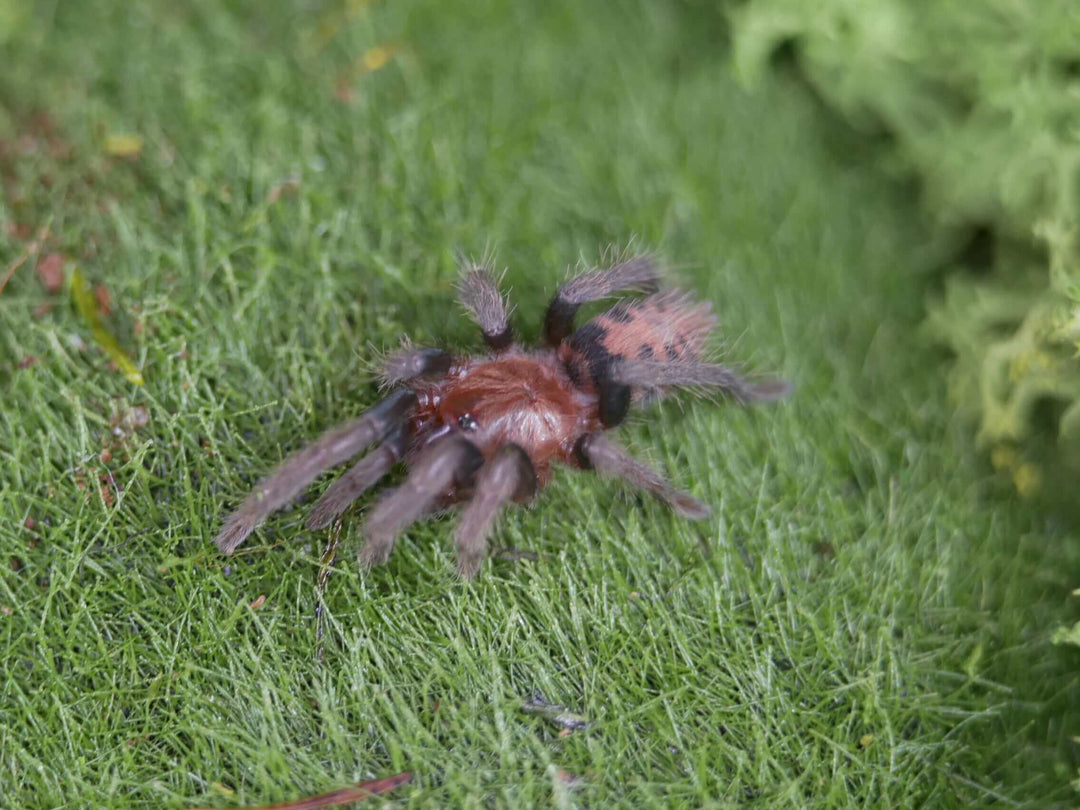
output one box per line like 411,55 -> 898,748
214,255 -> 789,577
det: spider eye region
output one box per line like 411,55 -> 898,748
457,413 -> 479,431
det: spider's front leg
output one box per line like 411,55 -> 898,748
214,388 -> 417,554
455,444 -> 537,578
358,435 -> 484,569
306,427 -> 409,530
307,345 -> 460,529
381,347 -> 453,386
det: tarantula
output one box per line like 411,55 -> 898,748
214,255 -> 788,577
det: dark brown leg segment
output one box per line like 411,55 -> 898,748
543,255 -> 661,346
457,263 -> 514,351
381,347 -> 453,386
574,433 -> 709,520
455,444 -> 537,579
214,389 -> 417,554
358,435 -> 484,569
597,377 -> 632,427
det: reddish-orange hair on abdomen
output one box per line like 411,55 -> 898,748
557,291 -> 717,391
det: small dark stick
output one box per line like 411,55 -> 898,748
314,518 -> 343,665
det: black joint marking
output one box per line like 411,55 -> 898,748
572,434 -> 595,469
544,297 -> 578,346
382,424 -> 410,460
566,322 -> 619,389
484,325 -> 514,352
598,379 -> 631,427
637,344 -> 654,360
570,322 -> 607,347
503,444 -> 538,501
664,343 -> 679,361
454,439 -> 485,488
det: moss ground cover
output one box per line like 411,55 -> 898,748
1,1 -> 1077,806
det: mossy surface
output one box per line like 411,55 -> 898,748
1,1 -> 1077,806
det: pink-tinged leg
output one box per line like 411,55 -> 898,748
214,389 -> 417,554
574,432 -> 709,520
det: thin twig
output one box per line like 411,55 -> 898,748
521,695 -> 592,731
314,518 -> 342,664
0,253 -> 28,295
189,772 -> 411,810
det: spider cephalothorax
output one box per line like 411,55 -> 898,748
214,255 -> 789,577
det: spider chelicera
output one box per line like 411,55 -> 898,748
214,254 -> 789,577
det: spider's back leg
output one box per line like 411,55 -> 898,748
457,262 -> 514,352
543,255 -> 660,346
557,290 -> 724,427
574,432 -> 708,519
610,358 -> 792,403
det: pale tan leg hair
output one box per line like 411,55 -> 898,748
358,435 -> 483,568
454,444 -> 537,579
574,433 -> 709,520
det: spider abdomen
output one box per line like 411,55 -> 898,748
558,291 -> 717,392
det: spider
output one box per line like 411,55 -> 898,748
214,254 -> 789,577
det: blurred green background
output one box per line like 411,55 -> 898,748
1,0 -> 1077,807
734,0 -> 1080,502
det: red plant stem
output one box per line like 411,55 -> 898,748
190,772 -> 412,810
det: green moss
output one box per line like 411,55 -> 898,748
1,0 -> 1077,806
733,0 -> 1080,494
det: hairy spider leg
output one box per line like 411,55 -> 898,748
454,444 -> 537,578
542,255 -> 661,347
457,263 -> 514,351
214,389 -> 418,554
542,255 -> 662,427
358,434 -> 484,568
382,347 -> 454,386
574,433 -> 709,520
306,427 -> 409,530
610,359 -> 792,403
